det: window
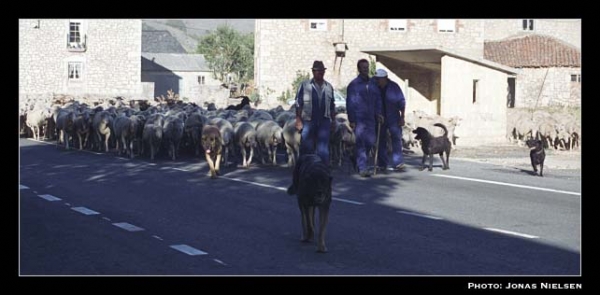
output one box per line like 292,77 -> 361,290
68,62 -> 83,80
309,19 -> 327,31
522,19 -> 534,31
571,74 -> 581,83
67,20 -> 87,51
438,19 -> 455,33
198,75 -> 206,85
388,19 -> 407,32
472,79 -> 479,103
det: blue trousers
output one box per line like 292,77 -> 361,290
300,119 -> 331,165
354,121 -> 376,172
377,122 -> 403,168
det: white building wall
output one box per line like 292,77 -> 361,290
441,56 -> 508,145
255,19 -> 485,108
483,19 -> 581,48
176,70 -> 221,100
19,19 -> 142,99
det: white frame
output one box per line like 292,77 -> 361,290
388,19 -> 407,32
437,19 -> 455,33
309,19 -> 327,31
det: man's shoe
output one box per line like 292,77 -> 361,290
393,163 -> 406,171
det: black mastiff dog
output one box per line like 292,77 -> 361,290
413,123 -> 451,171
287,154 -> 332,253
526,139 -> 545,177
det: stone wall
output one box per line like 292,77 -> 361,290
483,19 -> 581,48
255,19 -> 485,107
514,67 -> 581,108
19,19 -> 142,99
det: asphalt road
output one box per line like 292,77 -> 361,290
19,138 -> 581,276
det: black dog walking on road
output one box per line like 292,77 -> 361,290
413,123 -> 451,171
526,139 -> 545,177
287,154 -> 332,253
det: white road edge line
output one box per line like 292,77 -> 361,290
112,222 -> 145,232
37,194 -> 62,201
397,210 -> 444,220
213,259 -> 227,266
220,176 -> 364,205
484,227 -> 539,239
20,185 -> 29,190
431,174 -> 580,196
170,244 -> 208,256
152,235 -> 164,241
71,206 -> 101,215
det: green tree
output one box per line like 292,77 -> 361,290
368,56 -> 377,77
196,24 -> 254,84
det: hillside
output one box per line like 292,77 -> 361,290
143,19 -> 255,53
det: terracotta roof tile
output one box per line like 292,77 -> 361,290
484,34 -> 580,68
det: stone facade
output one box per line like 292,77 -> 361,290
515,67 -> 581,108
19,19 -> 142,99
483,19 -> 581,49
254,19 -> 485,108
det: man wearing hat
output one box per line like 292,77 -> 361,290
294,60 -> 337,165
373,68 -> 406,171
346,58 -> 383,177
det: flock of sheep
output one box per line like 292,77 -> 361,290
20,94 -> 579,174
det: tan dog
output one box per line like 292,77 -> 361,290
287,154 -> 333,253
201,125 -> 223,179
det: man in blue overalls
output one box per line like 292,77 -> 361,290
346,58 -> 382,177
294,60 -> 336,165
373,69 -> 406,171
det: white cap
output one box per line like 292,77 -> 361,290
374,69 -> 388,78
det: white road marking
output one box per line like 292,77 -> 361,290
172,167 -> 190,172
220,176 -> 287,191
484,227 -> 539,239
102,217 -> 112,221
333,198 -> 364,205
64,203 -> 71,206
71,207 -> 100,215
213,259 -> 227,266
397,210 -> 444,220
170,244 -> 208,256
112,222 -> 145,232
221,176 -> 364,205
20,185 -> 29,190
431,174 -> 581,196
37,194 -> 62,201
27,138 -> 52,144
152,235 -> 164,241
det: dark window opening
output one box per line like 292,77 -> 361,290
473,79 -> 479,103
522,19 -> 534,31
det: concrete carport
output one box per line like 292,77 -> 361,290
362,46 -> 518,145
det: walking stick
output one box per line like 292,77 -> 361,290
373,121 -> 382,176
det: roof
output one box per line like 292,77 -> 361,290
361,45 -> 518,75
484,34 -> 580,68
141,53 -> 209,72
142,29 -> 187,53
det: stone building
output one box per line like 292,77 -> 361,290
141,52 -> 225,104
19,19 -> 143,99
254,19 -> 581,145
484,34 -> 581,108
